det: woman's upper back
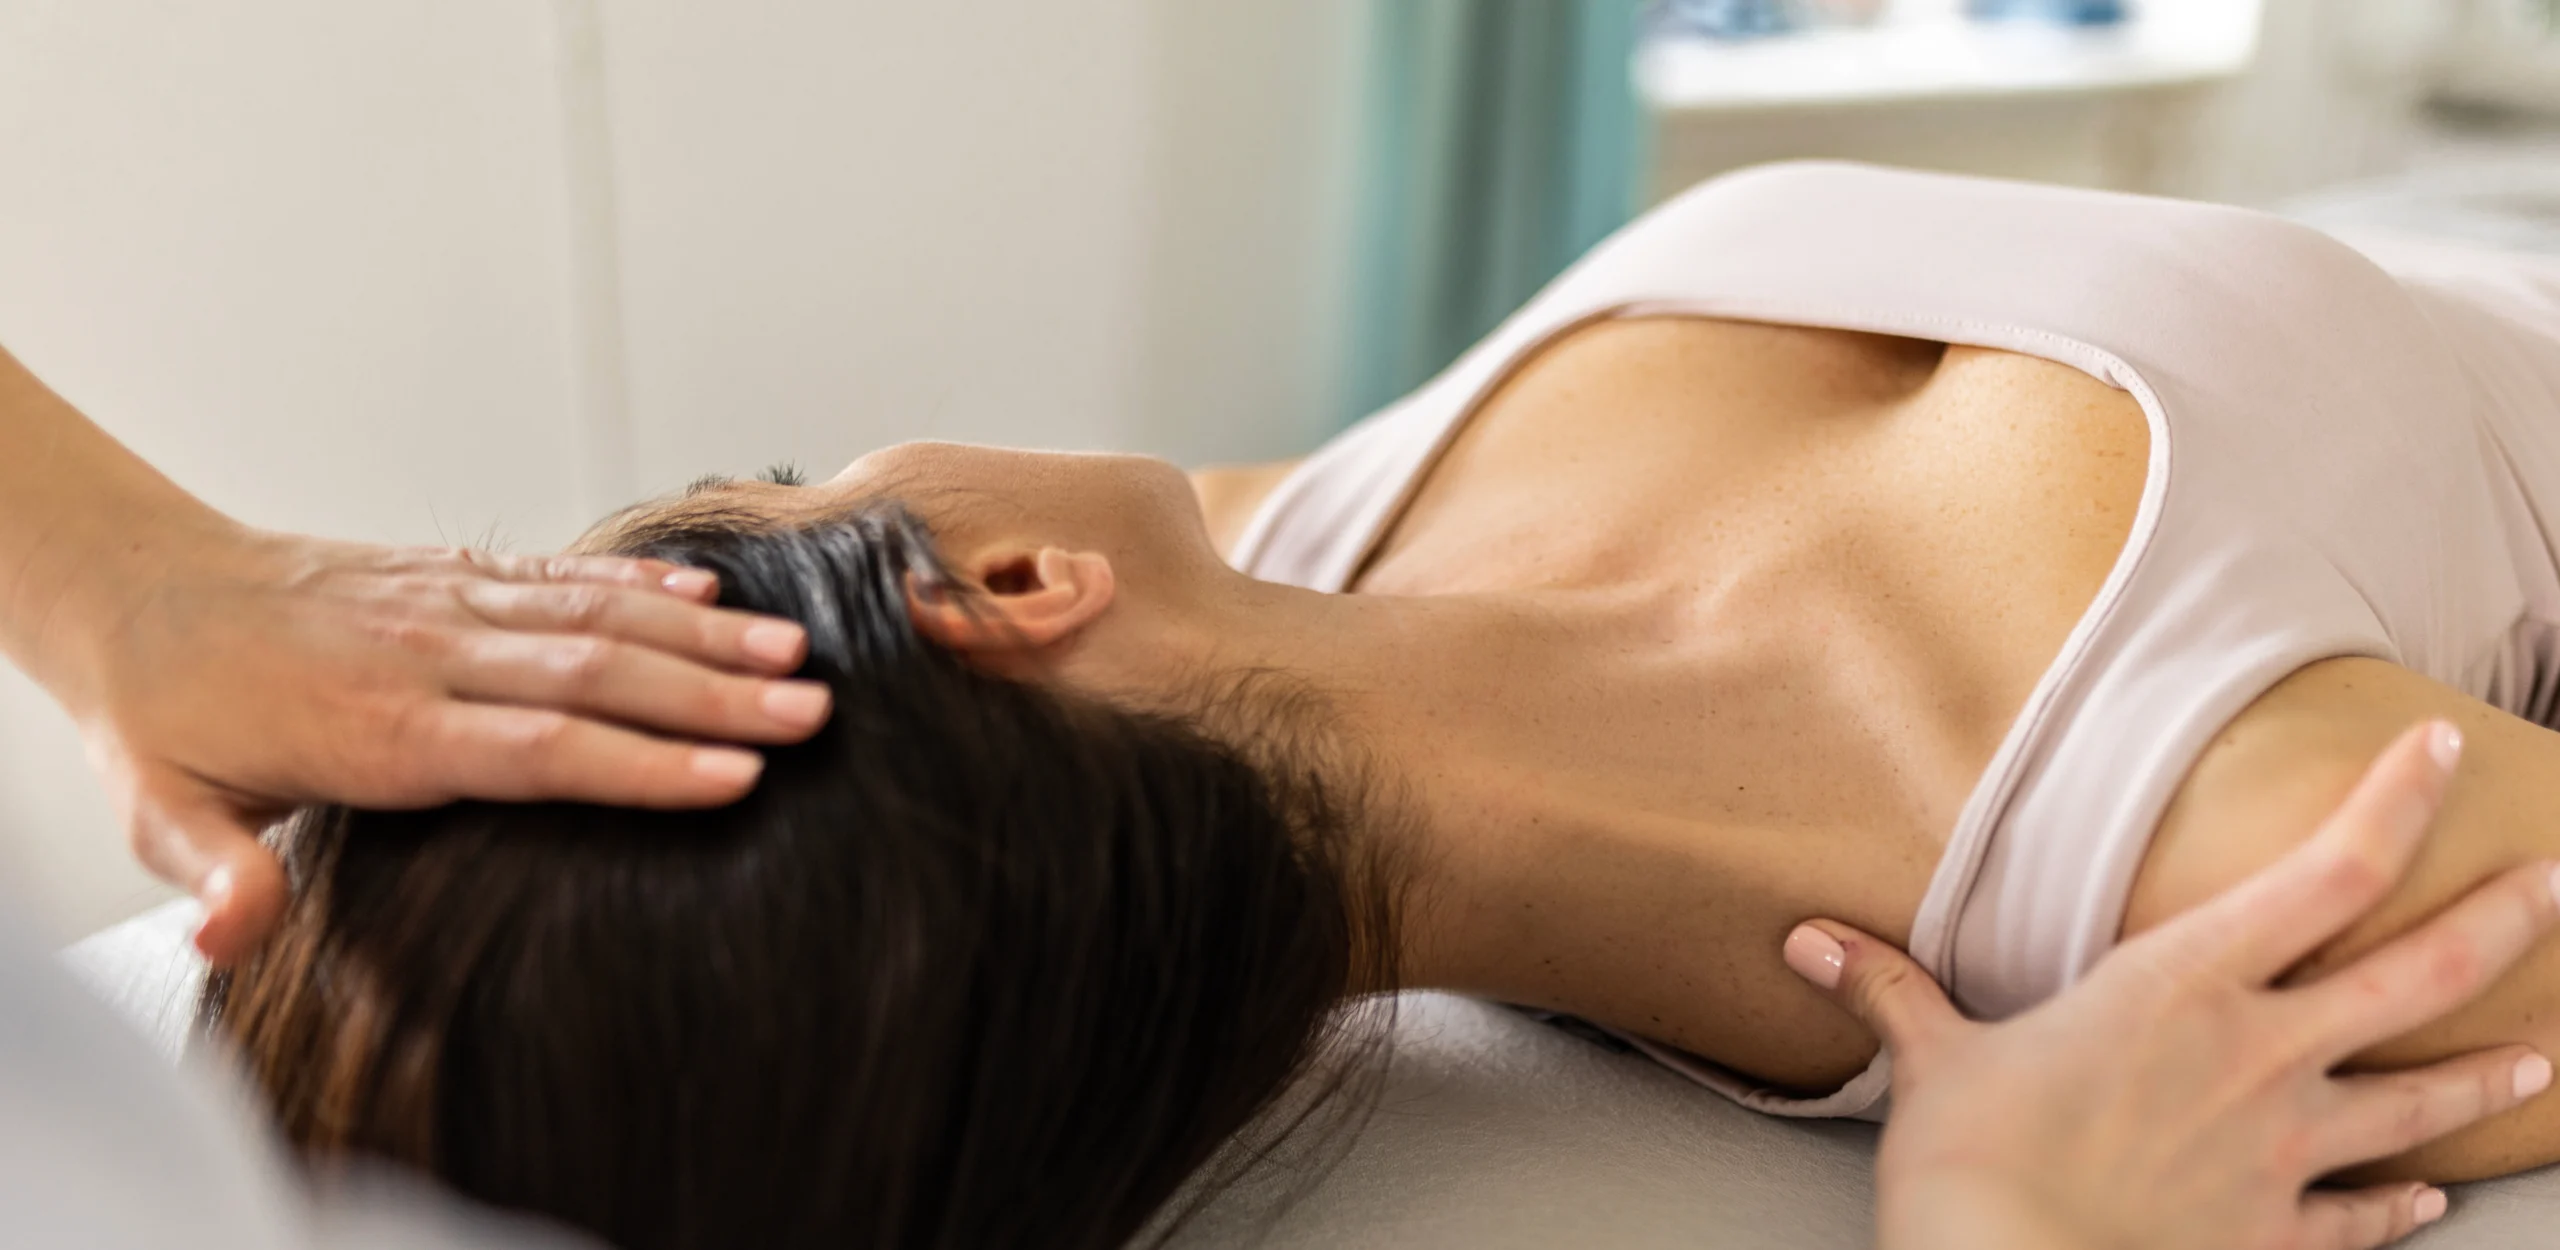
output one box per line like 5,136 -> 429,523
1355,315 -> 2145,811
1222,162 -> 2560,1114
1212,311 -> 2153,1096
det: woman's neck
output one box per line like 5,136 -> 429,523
1064,560 -> 1945,1092
1097,569 -> 1746,1004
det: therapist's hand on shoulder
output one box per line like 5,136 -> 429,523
70,525 -> 831,964
1784,721 -> 2558,1250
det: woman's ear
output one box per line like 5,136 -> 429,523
906,546 -> 1116,659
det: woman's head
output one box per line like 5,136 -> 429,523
201,486 -> 1402,1250
636,443 -> 1237,700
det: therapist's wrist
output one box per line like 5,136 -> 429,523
8,494 -> 243,717
0,351 -> 242,715
1881,1169 -> 2108,1250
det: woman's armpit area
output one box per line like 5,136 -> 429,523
2124,656 -> 2560,1182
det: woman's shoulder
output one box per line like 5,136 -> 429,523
2124,654 -> 2560,1179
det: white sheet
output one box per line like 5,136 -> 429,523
60,899 -> 2560,1248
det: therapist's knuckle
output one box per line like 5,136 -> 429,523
2322,1198 -> 2395,1250
541,637 -> 616,691
2256,1010 -> 2332,1077
1849,958 -> 1919,1021
2261,1025 -> 2323,1082
358,570 -> 422,604
494,708 -> 576,760
689,672 -> 748,723
689,605 -> 738,650
2330,964 -> 2401,1021
2502,864 -> 2560,933
384,696 -> 452,756
2315,845 -> 2397,907
546,585 -> 613,630
2287,1201 -> 2348,1250
2423,932 -> 2486,994
2210,991 -> 2287,1065
366,610 -> 430,650
2378,1193 -> 2418,1246
2386,1080 -> 2447,1146
444,546 -> 503,577
2266,1122 -> 2319,1180
2467,1063 -> 2510,1121
2530,863 -> 2560,918
535,554 -> 591,583
392,579 -> 468,629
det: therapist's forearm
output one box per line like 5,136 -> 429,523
0,343 -> 233,712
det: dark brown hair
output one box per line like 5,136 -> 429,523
198,504 -> 1400,1250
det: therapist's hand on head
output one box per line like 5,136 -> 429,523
1783,721 -> 2557,1250
79,531 -> 833,963
0,344 -> 830,964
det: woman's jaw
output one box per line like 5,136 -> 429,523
577,439 -> 1321,707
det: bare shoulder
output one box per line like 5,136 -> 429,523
2129,658 -> 2548,948
2129,656 -> 2560,1180
1190,459 -> 1303,564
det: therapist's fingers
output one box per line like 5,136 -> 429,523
120,782 -> 289,965
2292,859 -> 2560,1062
447,546 -> 723,603
183,833 -> 289,966
2295,1182 -> 2447,1250
401,701 -> 766,808
441,630 -> 832,746
1783,921 -> 1969,1067
453,579 -> 811,678
2150,721 -> 2458,985
2317,1045 -> 2552,1177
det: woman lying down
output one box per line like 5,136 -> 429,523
200,162 -> 2560,1248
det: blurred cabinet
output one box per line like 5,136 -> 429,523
1642,0 -> 2449,206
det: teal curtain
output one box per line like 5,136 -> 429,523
1343,0 -> 1651,424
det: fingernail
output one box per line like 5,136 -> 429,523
2429,721 -> 2464,773
2518,1053 -> 2553,1100
691,747 -> 763,787
197,866 -> 234,911
760,680 -> 831,728
742,621 -> 806,667
662,568 -> 718,598
2413,1186 -> 2448,1225
1783,924 -> 1846,991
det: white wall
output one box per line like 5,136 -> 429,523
602,2 -> 1158,493
1130,4 -> 1367,469
0,0 -> 1365,941
598,0 -> 1363,496
0,1 -> 588,939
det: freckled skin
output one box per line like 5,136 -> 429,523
1189,316 -> 2560,1177
2130,658 -> 2560,1182
786,312 -> 2560,1181
1215,316 -> 2146,1092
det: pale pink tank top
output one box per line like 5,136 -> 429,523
1231,162 -> 2560,1120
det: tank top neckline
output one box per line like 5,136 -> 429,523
1233,287 -> 2178,1117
